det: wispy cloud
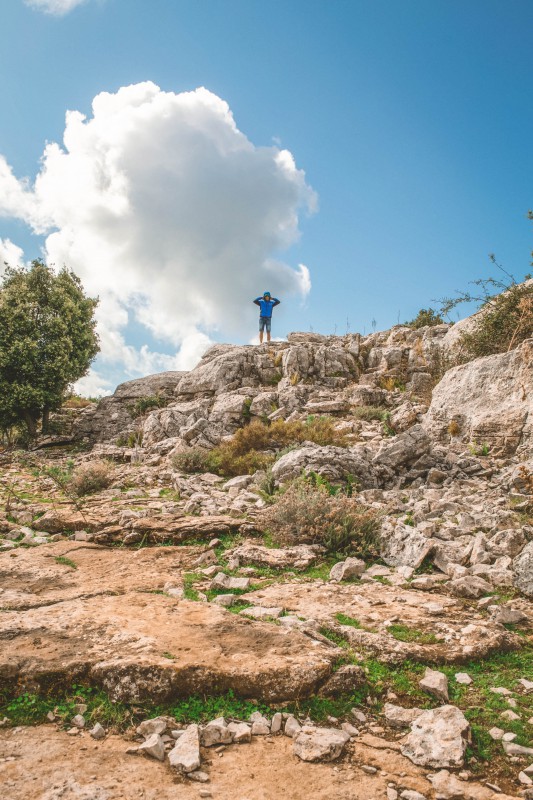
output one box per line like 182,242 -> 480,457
24,0 -> 89,17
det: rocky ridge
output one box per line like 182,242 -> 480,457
0,321 -> 532,799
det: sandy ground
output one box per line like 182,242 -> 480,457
0,725 -> 520,800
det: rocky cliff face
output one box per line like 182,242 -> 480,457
79,324 -> 448,453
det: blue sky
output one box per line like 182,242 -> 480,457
0,0 -> 531,393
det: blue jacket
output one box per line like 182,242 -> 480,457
253,297 -> 280,318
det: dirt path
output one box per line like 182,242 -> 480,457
1,724 -> 516,800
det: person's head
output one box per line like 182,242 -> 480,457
263,291 -> 271,299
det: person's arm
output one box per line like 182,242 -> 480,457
253,297 -> 261,306
272,298 -> 280,307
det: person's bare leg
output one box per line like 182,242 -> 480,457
259,331 -> 263,344
267,332 -> 271,343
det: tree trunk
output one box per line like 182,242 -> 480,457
22,410 -> 38,439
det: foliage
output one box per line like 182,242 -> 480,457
172,417 -> 348,478
457,282 -> 533,360
387,624 -> 439,644
352,405 -> 389,422
55,556 -> 77,570
62,394 -> 96,409
262,477 -> 380,555
129,394 -> 170,418
404,307 -> 444,329
335,612 -> 363,629
439,232 -> 533,361
116,430 -> 144,448
172,448 -> 213,474
69,460 -> 113,496
0,260 -> 99,438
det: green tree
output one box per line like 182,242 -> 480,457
0,259 -> 99,438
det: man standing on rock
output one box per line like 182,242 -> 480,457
253,291 -> 280,344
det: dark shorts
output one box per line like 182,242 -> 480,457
259,316 -> 272,333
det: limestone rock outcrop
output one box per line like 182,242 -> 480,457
424,338 -> 533,456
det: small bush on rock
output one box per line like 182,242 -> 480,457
262,479 -> 379,555
69,460 -> 113,496
404,308 -> 444,329
175,417 -> 350,478
457,284 -> 533,360
172,448 -> 213,474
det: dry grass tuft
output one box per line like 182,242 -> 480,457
262,479 -> 380,555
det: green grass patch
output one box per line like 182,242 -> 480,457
388,624 -> 439,644
335,613 -> 364,629
54,556 -> 78,570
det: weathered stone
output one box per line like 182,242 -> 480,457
293,727 -> 350,762
240,606 -> 284,620
210,572 -> 251,591
400,791 -> 427,800
138,733 -> 165,761
449,576 -> 492,599
424,337 -> 533,455
454,673 -> 472,686
513,541 -> 533,598
383,704 -> 423,730
271,443 -> 376,487
71,714 -> 85,729
228,543 -> 320,571
373,425 -> 430,469
136,717 -> 167,737
419,668 -> 449,703
380,521 -> 434,569
319,665 -> 365,697
401,705 -> 470,768
428,769 -> 466,799
226,721 -> 251,743
201,717 -> 232,747
168,724 -> 201,773
329,557 -> 366,582
284,716 -> 302,738
250,712 -> 270,736
503,741 -> 533,757
89,723 -> 106,740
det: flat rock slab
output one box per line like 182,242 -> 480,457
241,581 -> 521,662
0,588 -> 334,703
0,542 -> 193,611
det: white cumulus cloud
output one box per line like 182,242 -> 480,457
0,82 -> 315,387
24,0 -> 89,15
0,238 -> 25,273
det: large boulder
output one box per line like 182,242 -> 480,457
293,727 -> 350,762
271,444 -> 376,487
424,338 -> 533,456
401,705 -> 470,768
373,425 -> 431,470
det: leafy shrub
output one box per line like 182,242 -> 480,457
173,418 -> 348,478
207,447 -> 274,477
129,395 -> 170,418
69,460 -> 113,496
352,405 -> 388,422
62,394 -> 96,409
404,308 -> 444,329
262,479 -> 379,555
172,448 -> 213,474
457,284 -> 533,360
